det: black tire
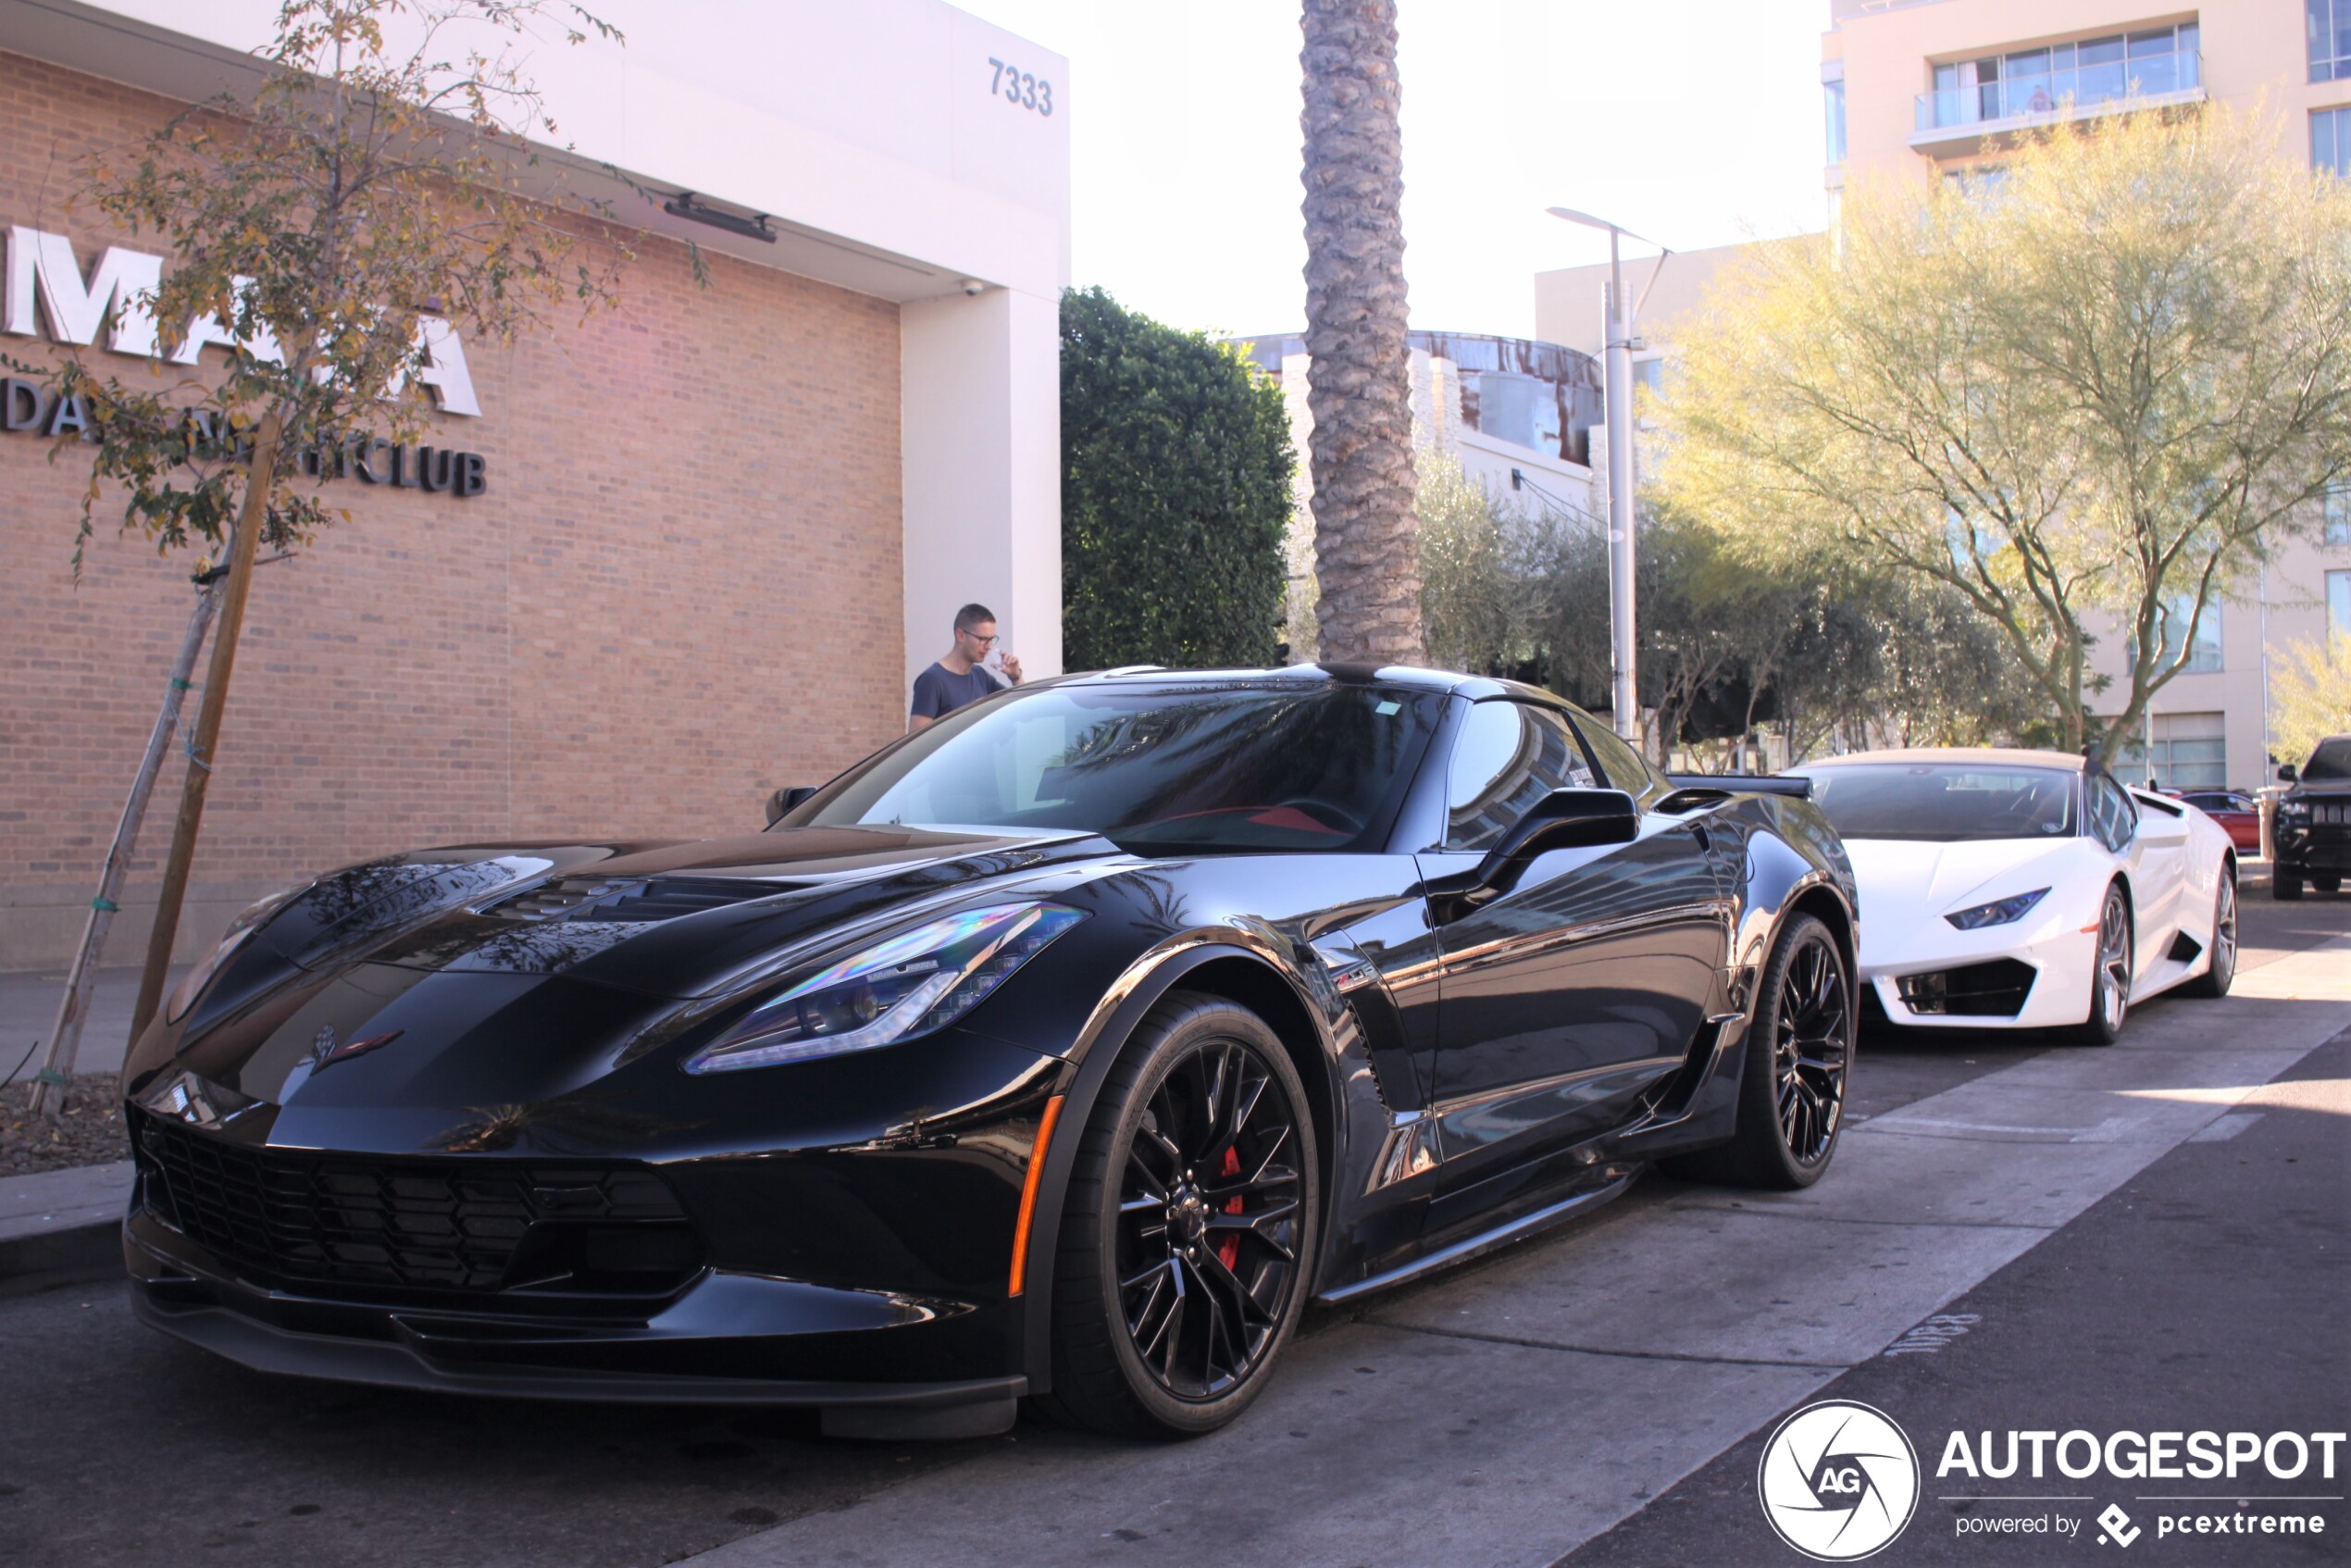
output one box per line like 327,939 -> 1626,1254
2183,872 -> 2236,999
1032,992 -> 1318,1438
2274,868 -> 2304,901
1661,914 -> 1851,1190
2068,883 -> 2133,1045
2315,875 -> 2343,895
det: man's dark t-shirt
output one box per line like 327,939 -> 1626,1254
911,661 -> 999,721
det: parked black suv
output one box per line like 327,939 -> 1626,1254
2272,733 -> 2351,900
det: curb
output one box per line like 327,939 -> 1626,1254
0,1215 -> 120,1297
0,1159 -> 131,1296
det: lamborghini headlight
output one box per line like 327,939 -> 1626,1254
163,880 -> 312,1023
682,902 -> 1087,1075
1943,887 -> 2049,931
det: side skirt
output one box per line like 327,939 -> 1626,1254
1312,1167 -> 1636,1306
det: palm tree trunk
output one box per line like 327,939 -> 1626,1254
1300,0 -> 1424,666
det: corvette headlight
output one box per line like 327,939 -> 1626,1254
163,881 -> 312,1023
682,902 -> 1086,1075
1943,887 -> 2050,931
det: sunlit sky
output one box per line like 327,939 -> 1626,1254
954,0 -> 1833,342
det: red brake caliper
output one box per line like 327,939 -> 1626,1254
1216,1144 -> 1243,1270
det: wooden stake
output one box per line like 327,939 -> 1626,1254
129,412 -> 285,1048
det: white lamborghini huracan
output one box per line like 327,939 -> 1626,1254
1786,750 -> 2238,1043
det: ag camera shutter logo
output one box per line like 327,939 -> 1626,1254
1757,1400 -> 1921,1561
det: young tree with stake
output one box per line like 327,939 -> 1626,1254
17,0 -> 634,1115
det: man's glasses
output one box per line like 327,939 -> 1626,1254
964,631 -> 1000,645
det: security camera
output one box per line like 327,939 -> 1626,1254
958,279 -> 985,297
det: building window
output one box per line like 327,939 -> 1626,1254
2116,712 -> 2229,790
2326,490 -> 2351,546
2152,595 -> 2222,674
2315,106 -> 2351,176
2331,569 -> 2351,643
2314,0 -> 2351,82
1942,163 -> 2011,195
1921,24 -> 2200,131
1824,78 -> 1847,165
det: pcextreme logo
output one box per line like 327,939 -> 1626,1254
1758,1400 -> 1922,1562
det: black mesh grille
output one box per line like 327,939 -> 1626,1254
1897,959 -> 2038,1017
133,1111 -> 696,1299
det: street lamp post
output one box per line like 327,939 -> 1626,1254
1548,206 -> 1670,744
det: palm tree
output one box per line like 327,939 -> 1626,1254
1299,0 -> 1424,666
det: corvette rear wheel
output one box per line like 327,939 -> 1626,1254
2183,873 -> 2236,999
2069,884 -> 2133,1045
1036,992 -> 1317,1437
1662,913 -> 1850,1190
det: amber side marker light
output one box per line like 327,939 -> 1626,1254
1007,1095 -> 1065,1297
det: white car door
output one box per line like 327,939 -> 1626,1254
2127,790 -> 2192,950
2090,775 -> 2183,982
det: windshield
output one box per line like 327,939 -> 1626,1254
1793,763 -> 2078,842
2304,739 -> 2351,781
792,682 -> 1446,854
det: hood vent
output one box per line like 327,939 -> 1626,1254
488,876 -> 777,924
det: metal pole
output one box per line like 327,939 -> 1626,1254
1605,229 -> 1638,742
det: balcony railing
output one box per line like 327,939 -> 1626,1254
1915,51 -> 2201,132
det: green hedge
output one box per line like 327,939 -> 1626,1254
1061,286 -> 1294,670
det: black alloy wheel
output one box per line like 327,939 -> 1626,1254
2070,883 -> 2133,1045
1662,913 -> 1851,1190
1770,932 -> 1850,1166
1038,993 -> 1318,1437
2185,873 -> 2236,998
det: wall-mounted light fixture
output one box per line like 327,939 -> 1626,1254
661,191 -> 777,243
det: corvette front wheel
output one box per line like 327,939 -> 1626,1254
1036,992 -> 1318,1437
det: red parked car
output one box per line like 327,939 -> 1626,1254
2173,790 -> 2262,853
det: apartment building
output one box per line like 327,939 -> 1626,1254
1828,0 -> 2348,790
1537,1 -> 2351,788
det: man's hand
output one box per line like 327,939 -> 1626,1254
1000,652 -> 1024,684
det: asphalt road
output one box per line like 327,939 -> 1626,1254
1,887 -> 2343,1568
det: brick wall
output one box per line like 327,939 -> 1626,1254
0,51 -> 906,968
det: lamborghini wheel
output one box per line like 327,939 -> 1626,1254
2069,884 -> 2133,1045
2183,873 -> 2236,999
1036,992 -> 1317,1437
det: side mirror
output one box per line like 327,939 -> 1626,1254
1430,788 -> 1639,921
2278,764 -> 2299,784
765,784 -> 817,827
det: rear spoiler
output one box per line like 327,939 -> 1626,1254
1664,772 -> 1814,800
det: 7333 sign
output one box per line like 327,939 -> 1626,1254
987,56 -> 1053,117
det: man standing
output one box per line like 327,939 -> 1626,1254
909,603 -> 1023,731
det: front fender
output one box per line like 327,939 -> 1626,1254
1012,932 -> 1346,1394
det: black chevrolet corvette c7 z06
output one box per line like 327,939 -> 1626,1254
120,666 -> 1860,1439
